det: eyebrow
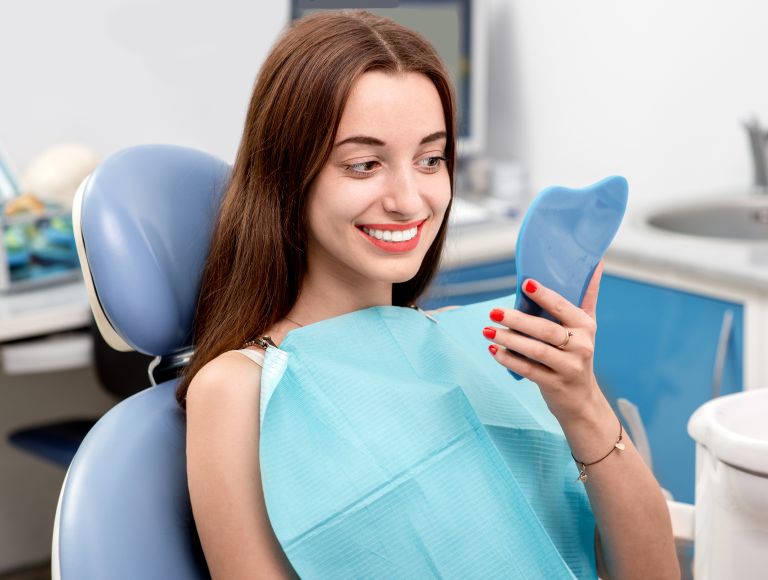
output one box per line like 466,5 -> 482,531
334,130 -> 447,148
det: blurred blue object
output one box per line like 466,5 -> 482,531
9,420 -> 96,466
6,250 -> 30,268
510,175 -> 628,379
1,210 -> 81,290
45,216 -> 78,248
3,223 -> 29,268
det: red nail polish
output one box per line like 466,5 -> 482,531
490,309 -> 504,322
483,327 -> 496,339
524,280 -> 538,294
488,344 -> 498,355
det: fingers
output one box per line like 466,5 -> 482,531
485,274 -> 603,412
484,273 -> 601,382
580,261 -> 604,319
489,307 -> 572,349
519,278 -> 596,331
484,324 -> 569,369
487,342 -> 556,384
485,317 -> 596,385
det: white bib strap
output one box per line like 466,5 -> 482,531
233,348 -> 265,368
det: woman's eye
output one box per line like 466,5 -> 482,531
417,156 -> 447,172
344,160 -> 380,176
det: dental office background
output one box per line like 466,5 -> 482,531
5,1 -> 768,202
2,0 -> 768,574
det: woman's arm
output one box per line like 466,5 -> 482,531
559,374 -> 678,579
186,352 -> 297,580
484,262 -> 679,580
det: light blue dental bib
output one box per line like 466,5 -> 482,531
259,296 -> 597,579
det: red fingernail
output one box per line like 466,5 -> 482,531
524,280 -> 538,293
483,327 -> 496,339
488,344 -> 498,355
490,309 -> 504,322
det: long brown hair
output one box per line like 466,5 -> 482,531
176,11 -> 457,407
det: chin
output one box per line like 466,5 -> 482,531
378,263 -> 424,285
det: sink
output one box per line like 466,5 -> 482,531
647,196 -> 768,241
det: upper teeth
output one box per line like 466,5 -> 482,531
362,226 -> 418,242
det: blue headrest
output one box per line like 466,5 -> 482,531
73,145 -> 230,356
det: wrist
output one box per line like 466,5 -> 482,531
558,388 -> 620,463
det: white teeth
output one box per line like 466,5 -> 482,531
361,225 -> 419,242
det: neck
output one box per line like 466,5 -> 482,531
287,264 -> 392,327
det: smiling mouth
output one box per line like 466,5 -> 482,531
356,219 -> 426,251
360,225 -> 418,242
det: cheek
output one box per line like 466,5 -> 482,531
308,175 -> 351,231
324,180 -> 381,223
429,174 -> 452,216
309,186 -> 367,239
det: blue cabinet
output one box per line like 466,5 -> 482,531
595,274 -> 743,504
425,261 -> 744,504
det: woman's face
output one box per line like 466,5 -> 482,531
306,71 -> 451,294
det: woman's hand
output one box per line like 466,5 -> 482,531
483,261 -> 605,424
484,261 -> 680,578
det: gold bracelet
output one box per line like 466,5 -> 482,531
571,420 -> 625,483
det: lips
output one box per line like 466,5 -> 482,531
357,219 -> 425,231
356,219 -> 426,253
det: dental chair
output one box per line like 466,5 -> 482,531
52,145 -> 230,579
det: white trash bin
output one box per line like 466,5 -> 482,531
688,388 -> 768,580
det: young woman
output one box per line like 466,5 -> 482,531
178,11 -> 678,579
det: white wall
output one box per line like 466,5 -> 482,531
5,1 -> 765,211
489,0 -> 768,209
1,0 -> 289,169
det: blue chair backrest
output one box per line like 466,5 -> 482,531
54,145 -> 230,579
55,381 -> 209,579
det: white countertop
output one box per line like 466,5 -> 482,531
609,198 -> 768,293
0,279 -> 91,342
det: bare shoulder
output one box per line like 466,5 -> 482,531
185,349 -> 264,471
186,349 -> 295,578
185,350 -> 266,421
187,350 -> 263,401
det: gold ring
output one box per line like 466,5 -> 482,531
556,326 -> 573,350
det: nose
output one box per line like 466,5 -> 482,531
381,164 -> 423,217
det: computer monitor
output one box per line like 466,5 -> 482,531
291,0 -> 487,156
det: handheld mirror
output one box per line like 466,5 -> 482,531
510,175 -> 628,379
